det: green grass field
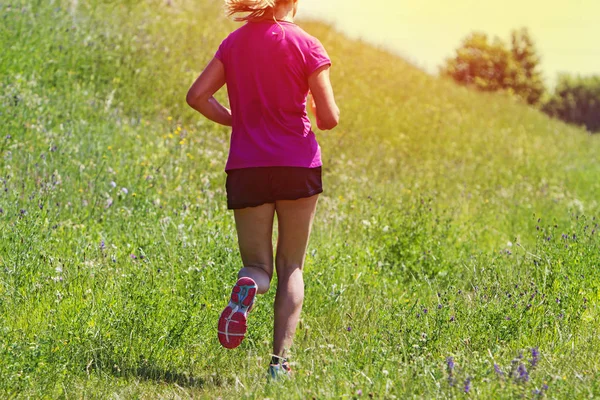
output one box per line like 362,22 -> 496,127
1,0 -> 600,398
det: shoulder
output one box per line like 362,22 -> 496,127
287,24 -> 319,43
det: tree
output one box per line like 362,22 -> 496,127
510,28 -> 545,104
543,74 -> 600,133
441,28 -> 546,105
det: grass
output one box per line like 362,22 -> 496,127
1,0 -> 600,398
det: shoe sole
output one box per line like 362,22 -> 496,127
218,277 -> 257,349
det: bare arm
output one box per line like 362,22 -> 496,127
186,58 -> 232,126
308,65 -> 340,130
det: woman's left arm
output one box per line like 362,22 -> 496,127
186,58 -> 232,127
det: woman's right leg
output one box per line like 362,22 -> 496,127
273,194 -> 319,358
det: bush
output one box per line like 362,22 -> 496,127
441,28 -> 545,105
543,74 -> 600,133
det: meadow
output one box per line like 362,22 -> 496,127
1,0 -> 599,398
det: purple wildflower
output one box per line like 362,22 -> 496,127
0,208 -> 3,214
121,187 -> 128,195
464,377 -> 471,393
530,347 -> 539,368
446,357 -> 456,387
446,357 -> 455,371
347,326 -> 352,332
423,308 -> 428,314
5,135 -> 11,140
356,389 -> 362,396
505,316 -> 511,320
20,209 -> 27,216
100,240 -> 106,250
542,384 -> 549,391
517,363 -> 529,382
438,304 -> 443,309
494,363 -> 504,377
130,254 -> 137,259
450,315 -> 455,322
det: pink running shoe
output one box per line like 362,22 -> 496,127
218,277 -> 258,349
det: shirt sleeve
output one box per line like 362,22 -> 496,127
214,37 -> 228,64
304,38 -> 332,77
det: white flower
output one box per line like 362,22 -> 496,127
121,188 -> 128,195
110,181 -> 117,188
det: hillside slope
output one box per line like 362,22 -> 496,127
1,0 -> 599,398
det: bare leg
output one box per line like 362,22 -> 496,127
233,203 -> 276,294
273,195 -> 319,357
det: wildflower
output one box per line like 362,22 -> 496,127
517,363 -> 529,382
464,377 -> 471,393
494,363 -> 504,377
20,209 -> 27,216
5,135 -> 11,140
0,208 -> 3,214
110,181 -> 117,188
100,240 -> 106,250
437,304 -> 443,309
423,308 -> 428,314
505,316 -> 511,320
347,326 -> 352,332
530,347 -> 539,368
356,389 -> 362,396
449,315 -> 455,322
446,357 -> 456,386
130,254 -> 137,259
121,188 -> 128,195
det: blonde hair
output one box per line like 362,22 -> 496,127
225,0 -> 291,22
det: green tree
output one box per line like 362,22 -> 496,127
441,28 -> 546,105
510,28 -> 545,104
543,74 -> 600,133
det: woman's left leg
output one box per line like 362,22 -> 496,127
234,203 -> 276,294
218,203 -> 275,349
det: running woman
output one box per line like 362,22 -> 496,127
186,0 -> 339,379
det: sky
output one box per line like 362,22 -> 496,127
297,0 -> 600,88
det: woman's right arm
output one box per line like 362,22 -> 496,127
308,65 -> 340,130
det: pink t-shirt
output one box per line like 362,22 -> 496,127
214,20 -> 331,171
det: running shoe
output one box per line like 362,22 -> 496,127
217,277 -> 257,349
268,360 -> 292,381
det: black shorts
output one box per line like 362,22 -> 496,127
225,166 -> 323,210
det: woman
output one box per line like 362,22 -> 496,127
186,0 -> 339,379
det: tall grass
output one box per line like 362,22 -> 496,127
1,0 -> 599,398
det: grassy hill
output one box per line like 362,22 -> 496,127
1,0 -> 599,398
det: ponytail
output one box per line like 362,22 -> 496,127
225,0 -> 289,22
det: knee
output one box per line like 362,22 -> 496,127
239,265 -> 272,294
